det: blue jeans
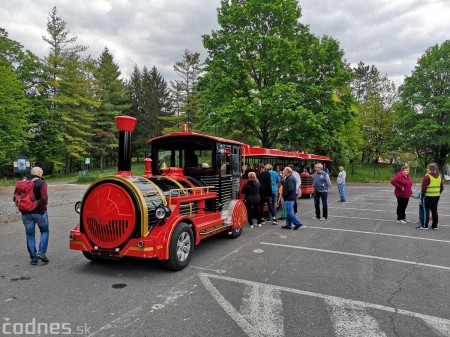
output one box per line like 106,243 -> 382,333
284,200 -> 302,228
338,184 -> 346,202
314,191 -> 328,219
22,212 -> 49,258
270,191 -> 278,219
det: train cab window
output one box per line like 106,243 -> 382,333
220,152 -> 231,175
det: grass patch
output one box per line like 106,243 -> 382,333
345,163 -> 426,183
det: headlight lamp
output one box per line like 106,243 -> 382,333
155,206 -> 167,220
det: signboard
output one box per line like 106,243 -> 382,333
85,158 -> 90,165
13,158 -> 31,173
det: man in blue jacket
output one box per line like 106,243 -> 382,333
312,163 -> 332,221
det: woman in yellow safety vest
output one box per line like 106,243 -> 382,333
417,163 -> 444,230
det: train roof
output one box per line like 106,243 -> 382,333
242,145 -> 332,161
148,128 -> 331,161
148,131 -> 245,146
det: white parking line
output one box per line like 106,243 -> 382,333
259,242 -> 450,272
199,273 -> 450,335
328,215 -> 449,227
303,226 -> 450,244
325,299 -> 387,337
329,207 -> 450,217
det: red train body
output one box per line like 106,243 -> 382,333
69,116 -> 331,270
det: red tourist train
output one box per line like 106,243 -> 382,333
69,116 -> 331,270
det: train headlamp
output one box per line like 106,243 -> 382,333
155,206 -> 169,220
75,201 -> 81,214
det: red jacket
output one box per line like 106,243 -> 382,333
390,172 -> 413,198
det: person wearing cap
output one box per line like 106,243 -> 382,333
281,167 -> 303,230
18,167 -> 50,265
312,163 -> 332,221
417,163 -> 444,230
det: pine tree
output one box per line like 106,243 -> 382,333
42,6 -> 99,173
128,65 -> 172,160
93,47 -> 131,170
169,49 -> 203,131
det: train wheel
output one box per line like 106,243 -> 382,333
228,200 -> 246,239
163,222 -> 194,271
229,227 -> 242,239
82,251 -> 94,261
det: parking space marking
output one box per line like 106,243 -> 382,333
199,273 -> 450,336
328,207 -> 450,218
241,284 -> 284,337
325,299 -> 387,337
302,226 -> 450,244
328,215 -> 449,227
259,242 -> 450,272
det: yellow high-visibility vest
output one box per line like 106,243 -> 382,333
426,174 -> 442,197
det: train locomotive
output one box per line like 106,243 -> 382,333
69,116 -> 247,270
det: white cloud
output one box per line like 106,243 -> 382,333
1,0 -> 449,86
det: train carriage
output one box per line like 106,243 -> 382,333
241,145 -> 332,198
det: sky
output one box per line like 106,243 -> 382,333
1,0 -> 449,87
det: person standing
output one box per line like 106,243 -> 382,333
417,163 -> 444,230
257,164 -> 272,224
390,165 -> 413,224
288,165 -> 301,214
266,163 -> 280,225
241,172 -> 262,228
337,166 -> 347,203
15,167 -> 50,265
312,163 -> 331,221
281,167 -> 303,230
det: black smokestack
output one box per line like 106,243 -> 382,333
115,116 -> 137,176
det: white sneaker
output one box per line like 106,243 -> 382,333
404,219 -> 412,223
396,220 -> 407,224
257,223 -> 262,227
319,217 -> 326,221
312,217 -> 319,220
250,225 -> 254,228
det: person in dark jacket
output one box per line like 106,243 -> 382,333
257,163 -> 273,224
417,163 -> 444,230
241,172 -> 261,228
281,167 -> 303,230
15,167 -> 50,265
390,165 -> 413,224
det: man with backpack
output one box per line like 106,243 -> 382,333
14,166 -> 49,265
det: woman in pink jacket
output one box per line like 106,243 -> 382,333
390,165 -> 413,224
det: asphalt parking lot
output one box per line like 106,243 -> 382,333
1,183 -> 449,337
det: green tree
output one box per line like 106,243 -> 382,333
42,7 -> 99,173
358,75 -> 399,162
351,61 -> 380,101
399,40 -> 450,169
0,57 -> 30,173
169,49 -> 203,131
93,47 -> 131,171
1,28 -> 58,174
128,66 -> 172,159
197,0 -> 353,153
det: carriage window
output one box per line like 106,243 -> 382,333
158,150 -> 172,169
220,153 -> 231,175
